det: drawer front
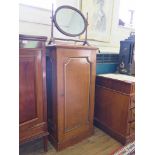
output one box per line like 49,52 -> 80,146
127,121 -> 135,135
129,122 -> 135,134
128,108 -> 135,122
130,95 -> 135,109
20,122 -> 47,143
131,84 -> 135,94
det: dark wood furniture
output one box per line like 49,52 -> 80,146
94,74 -> 135,145
46,44 -> 98,151
19,34 -> 49,151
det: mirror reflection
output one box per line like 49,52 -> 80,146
54,6 -> 86,36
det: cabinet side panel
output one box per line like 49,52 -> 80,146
46,56 -> 53,123
46,51 -> 57,140
95,85 -> 130,135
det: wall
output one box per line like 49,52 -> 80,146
19,0 -> 134,53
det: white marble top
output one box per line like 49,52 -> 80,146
97,73 -> 135,83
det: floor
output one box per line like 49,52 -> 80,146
19,127 -> 122,155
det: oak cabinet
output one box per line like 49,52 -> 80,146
19,35 -> 48,151
46,44 -> 97,150
94,74 -> 135,145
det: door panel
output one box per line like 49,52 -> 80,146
64,57 -> 91,132
19,49 -> 43,126
57,51 -> 94,141
19,56 -> 36,123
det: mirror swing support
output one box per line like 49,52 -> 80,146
48,3 -> 55,45
48,4 -> 89,46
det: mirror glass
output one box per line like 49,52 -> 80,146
54,6 -> 87,37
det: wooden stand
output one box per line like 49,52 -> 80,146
46,44 -> 98,151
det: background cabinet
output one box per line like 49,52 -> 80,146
94,74 -> 135,145
19,35 -> 48,151
46,45 -> 97,151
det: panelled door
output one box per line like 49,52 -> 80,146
19,49 -> 44,140
57,48 -> 96,141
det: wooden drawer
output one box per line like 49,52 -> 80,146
131,84 -> 135,94
129,95 -> 135,109
127,121 -> 135,135
128,108 -> 135,122
20,122 -> 47,143
129,122 -> 135,134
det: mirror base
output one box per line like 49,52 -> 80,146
48,37 -> 90,46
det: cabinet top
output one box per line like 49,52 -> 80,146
97,73 -> 135,83
46,44 -> 98,51
19,34 -> 47,42
19,34 -> 47,49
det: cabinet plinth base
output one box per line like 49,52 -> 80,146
48,129 -> 94,151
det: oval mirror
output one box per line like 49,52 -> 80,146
53,5 -> 87,37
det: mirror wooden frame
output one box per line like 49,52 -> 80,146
53,5 -> 87,37
48,5 -> 89,46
